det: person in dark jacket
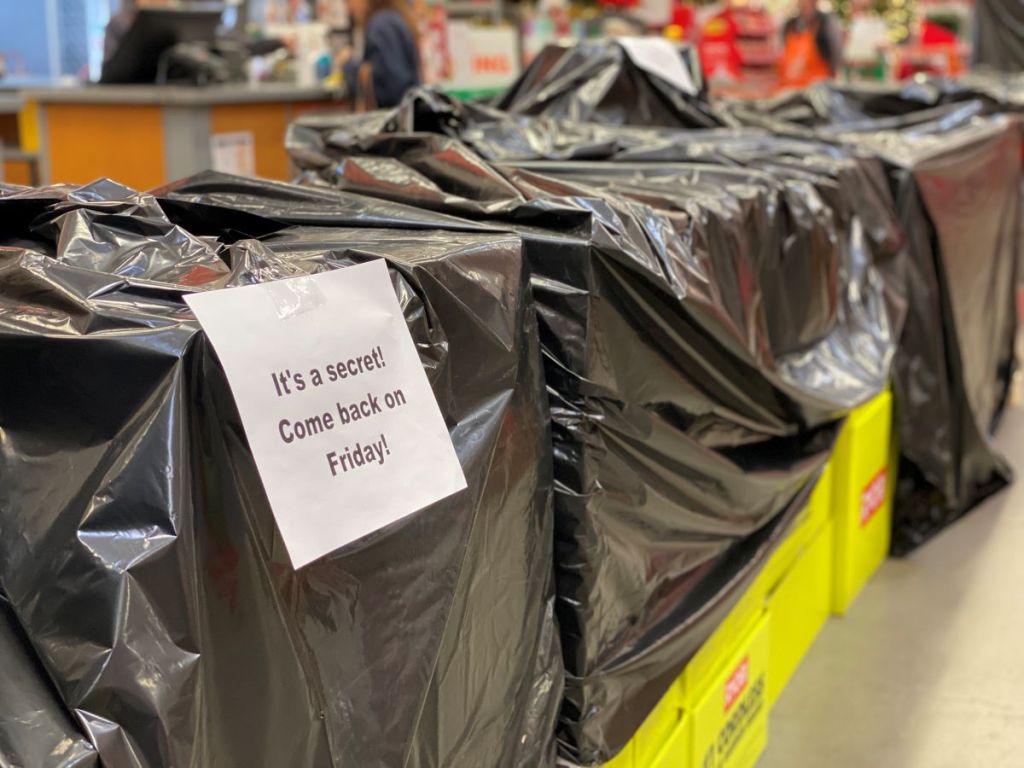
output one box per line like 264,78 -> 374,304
339,0 -> 421,109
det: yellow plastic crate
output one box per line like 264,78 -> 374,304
631,689 -> 685,768
690,612 -> 770,768
647,709 -> 692,768
678,463 -> 832,705
728,736 -> 771,768
755,461 -> 833,599
600,686 -> 686,768
831,390 -> 893,615
611,463 -> 834,766
766,519 -> 834,708
677,589 -> 762,707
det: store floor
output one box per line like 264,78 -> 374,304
760,405 -> 1024,768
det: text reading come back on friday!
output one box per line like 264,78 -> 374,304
185,259 -> 467,568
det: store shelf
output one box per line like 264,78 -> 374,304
446,0 -> 503,23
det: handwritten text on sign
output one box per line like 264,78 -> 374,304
185,260 -> 467,568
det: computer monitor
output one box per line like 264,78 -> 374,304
100,4 -> 225,84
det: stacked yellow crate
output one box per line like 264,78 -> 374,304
830,389 -> 894,616
601,389 -> 894,768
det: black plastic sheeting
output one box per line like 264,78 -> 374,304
302,79 -> 1023,556
494,40 -> 720,129
873,117 -> 1020,552
0,179 -> 562,768
286,105 -> 896,763
726,85 -> 1022,552
0,596 -> 99,768
975,0 -> 1024,72
719,74 -> 1024,128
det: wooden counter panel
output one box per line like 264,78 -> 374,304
4,160 -> 35,186
211,102 -> 290,181
46,104 -> 164,189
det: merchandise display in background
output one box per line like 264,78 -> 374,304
286,98 -> 896,763
0,179 -> 562,768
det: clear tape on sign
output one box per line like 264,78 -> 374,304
267,277 -> 328,320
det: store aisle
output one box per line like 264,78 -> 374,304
760,406 -> 1024,768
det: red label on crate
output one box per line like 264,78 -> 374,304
860,468 -> 888,527
723,656 -> 749,713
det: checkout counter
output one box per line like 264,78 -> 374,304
19,83 -> 340,190
0,5 -> 345,190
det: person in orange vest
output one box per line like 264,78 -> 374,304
779,0 -> 843,89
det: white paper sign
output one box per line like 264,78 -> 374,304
618,37 -> 698,96
185,260 -> 467,568
210,131 -> 256,177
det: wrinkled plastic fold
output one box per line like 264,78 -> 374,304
496,41 -> 717,129
0,180 -> 562,768
726,81 -> 1021,552
6,57 -> 1010,767
287,92 -> 896,763
311,72 -> 1021,555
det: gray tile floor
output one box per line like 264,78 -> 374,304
760,406 -> 1024,768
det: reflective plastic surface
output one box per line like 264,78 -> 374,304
0,180 -> 562,768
